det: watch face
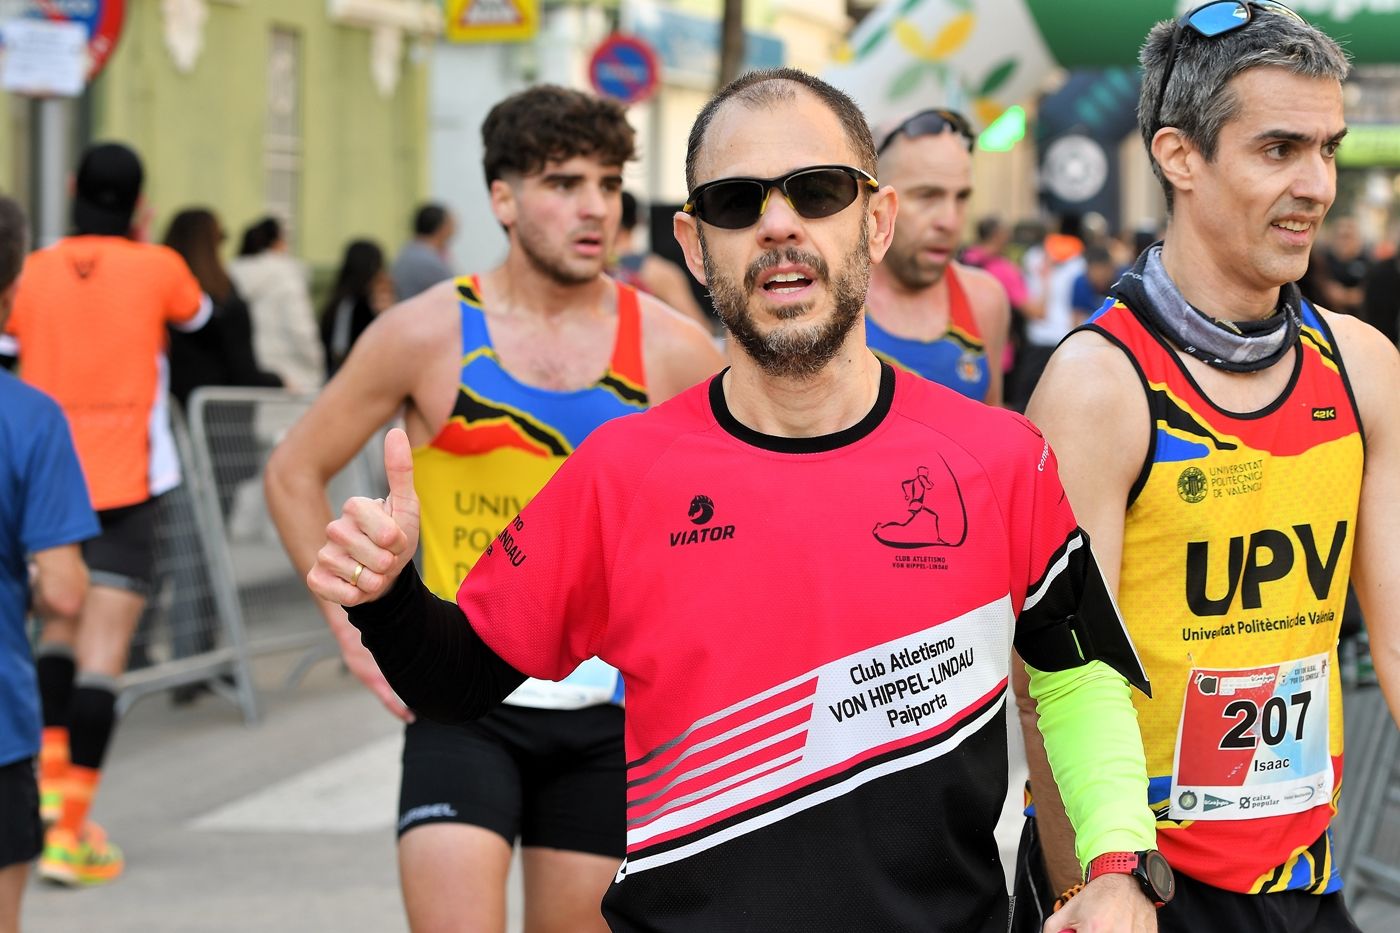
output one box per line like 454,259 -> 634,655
1144,850 -> 1175,903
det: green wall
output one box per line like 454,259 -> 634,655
0,100 -> 15,202
88,0 -> 429,275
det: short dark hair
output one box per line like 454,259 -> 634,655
0,196 -> 27,292
239,216 -> 282,257
1084,244 -> 1115,267
975,215 -> 1003,243
620,191 -> 640,231
1140,7 -> 1349,213
684,68 -> 878,191
481,86 -> 635,187
413,203 -> 449,236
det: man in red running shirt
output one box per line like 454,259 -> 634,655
308,69 -> 1169,932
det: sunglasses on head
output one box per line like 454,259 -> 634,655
876,108 -> 975,156
1150,1 -> 1306,134
683,164 -> 879,231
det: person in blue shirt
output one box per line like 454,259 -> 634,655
1069,244 -> 1121,323
0,195 -> 98,927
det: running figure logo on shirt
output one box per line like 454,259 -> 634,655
873,458 -> 968,549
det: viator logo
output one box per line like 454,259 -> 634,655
670,495 -> 734,547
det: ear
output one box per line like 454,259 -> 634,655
673,211 -> 707,286
489,178 -> 517,232
1151,127 -> 1196,199
865,186 -> 899,266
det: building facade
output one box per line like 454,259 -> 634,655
2,0 -> 437,275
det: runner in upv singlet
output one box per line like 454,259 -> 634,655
265,86 -> 721,932
1013,6 -> 1400,932
864,107 -> 1009,404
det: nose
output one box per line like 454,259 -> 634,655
1293,149 -> 1336,208
753,185 -> 804,248
930,201 -> 958,234
579,183 -> 609,219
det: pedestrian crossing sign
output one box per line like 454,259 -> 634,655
445,0 -> 538,43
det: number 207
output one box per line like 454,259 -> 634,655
1219,692 -> 1312,750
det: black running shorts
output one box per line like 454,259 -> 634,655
82,498 -> 160,596
398,704 -> 626,858
1012,814 -> 1361,933
0,757 -> 42,868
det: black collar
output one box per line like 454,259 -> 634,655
708,362 -> 896,453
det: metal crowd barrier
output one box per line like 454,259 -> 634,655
119,401 -> 260,721
1335,684 -> 1400,911
119,388 -> 381,724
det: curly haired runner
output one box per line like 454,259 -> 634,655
266,86 -> 721,932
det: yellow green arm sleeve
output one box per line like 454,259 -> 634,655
1027,659 -> 1156,872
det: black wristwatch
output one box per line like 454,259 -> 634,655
1085,849 -> 1175,908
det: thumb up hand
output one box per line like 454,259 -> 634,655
308,428 -> 421,606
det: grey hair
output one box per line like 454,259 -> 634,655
0,196 -> 27,293
1139,6 -> 1350,213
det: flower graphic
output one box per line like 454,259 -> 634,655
852,0 -> 1019,129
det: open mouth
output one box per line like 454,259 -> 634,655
1269,218 -> 1317,248
762,271 -> 814,294
573,234 -> 604,255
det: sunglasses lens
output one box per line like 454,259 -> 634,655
696,180 -> 765,230
1187,1 -> 1250,36
786,169 -> 860,220
879,110 -> 973,153
906,113 -> 953,138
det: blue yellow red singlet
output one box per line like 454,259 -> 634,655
866,264 -> 991,401
1087,296 -> 1364,895
412,275 -> 648,708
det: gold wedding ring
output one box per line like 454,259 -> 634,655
350,562 -> 365,587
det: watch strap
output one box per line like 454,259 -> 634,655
1087,850 -> 1171,909
1086,851 -> 1138,881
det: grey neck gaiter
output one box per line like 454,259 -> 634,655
1110,244 -> 1301,373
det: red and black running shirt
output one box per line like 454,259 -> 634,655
458,364 -> 1098,931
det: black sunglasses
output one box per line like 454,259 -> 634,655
876,108 -> 975,155
683,164 -> 879,231
1150,1 -> 1305,135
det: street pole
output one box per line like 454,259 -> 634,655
717,0 -> 744,89
35,96 -> 69,246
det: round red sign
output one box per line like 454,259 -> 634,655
589,34 -> 659,106
11,0 -> 128,79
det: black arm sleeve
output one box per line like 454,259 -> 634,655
1013,528 -> 1152,697
345,562 -> 527,723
